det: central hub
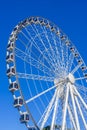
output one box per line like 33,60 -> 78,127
67,73 -> 75,84
54,73 -> 75,87
54,73 -> 75,98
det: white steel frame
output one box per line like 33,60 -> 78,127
6,16 -> 87,130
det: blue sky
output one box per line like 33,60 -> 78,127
0,0 -> 87,130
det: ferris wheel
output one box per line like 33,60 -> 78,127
6,16 -> 87,130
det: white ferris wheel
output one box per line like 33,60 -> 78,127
6,16 -> 87,130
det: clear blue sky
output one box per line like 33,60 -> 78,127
0,0 -> 87,130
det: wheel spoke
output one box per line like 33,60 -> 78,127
17,72 -> 54,82
31,24 -> 57,69
75,76 -> 87,81
49,30 -> 61,70
75,83 -> 87,93
15,47 -> 53,76
26,80 -> 64,104
26,85 -> 56,104
23,26 -> 56,71
68,53 -> 74,72
71,63 -> 82,74
41,25 -> 60,69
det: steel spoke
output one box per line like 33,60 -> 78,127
26,81 -> 64,104
75,76 -> 87,81
17,72 -> 54,82
15,47 -> 53,76
68,53 -> 74,72
23,26 -> 56,71
71,63 -> 82,74
26,85 -> 56,104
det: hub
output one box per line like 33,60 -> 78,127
54,73 -> 75,86
67,73 -> 75,84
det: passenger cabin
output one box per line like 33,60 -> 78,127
56,30 -> 60,36
7,66 -> 15,77
33,17 -> 38,23
20,112 -> 29,123
14,97 -> 23,107
10,34 -> 16,42
43,20 -> 49,27
84,74 -> 87,78
6,53 -> 14,63
70,47 -> 74,52
61,35 -> 66,40
50,26 -> 55,31
9,81 -> 19,92
81,66 -> 87,71
22,19 -> 28,27
65,40 -> 70,46
39,18 -> 44,24
74,53 -> 79,57
7,42 -> 14,51
78,59 -> 82,64
13,25 -> 20,32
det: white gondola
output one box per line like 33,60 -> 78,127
13,25 -> 19,32
6,53 -> 14,63
33,17 -> 38,24
78,59 -> 82,64
14,23 -> 23,33
39,18 -> 44,24
7,42 -> 14,51
65,40 -> 70,46
10,34 -> 16,42
61,35 -> 66,40
81,66 -> 87,71
40,19 -> 49,28
50,26 -> 55,32
84,73 -> 87,78
70,47 -> 74,52
74,53 -> 79,57
20,112 -> 29,123
9,81 -> 19,92
22,19 -> 29,27
14,97 -> 23,107
22,20 -> 28,27
7,66 -> 15,77
56,30 -> 60,36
